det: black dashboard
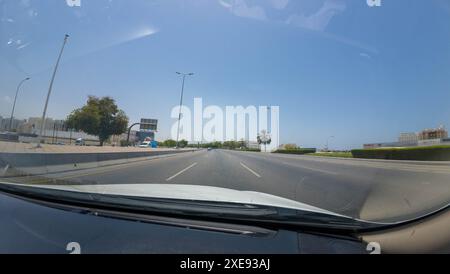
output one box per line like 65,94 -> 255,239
0,192 -> 369,254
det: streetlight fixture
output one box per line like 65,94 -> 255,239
175,72 -> 194,148
38,34 -> 69,144
9,77 -> 31,131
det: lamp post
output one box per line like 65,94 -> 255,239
9,77 -> 30,131
38,34 -> 69,144
326,136 -> 335,151
175,72 -> 194,148
126,122 -> 141,145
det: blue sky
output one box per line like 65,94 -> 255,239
1,0 -> 450,149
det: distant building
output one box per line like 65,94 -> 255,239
245,141 -> 260,150
0,116 -> 99,144
418,139 -> 442,147
364,126 -> 449,149
363,141 -> 405,149
116,130 -> 137,143
398,132 -> 418,144
25,117 -> 65,134
0,116 -> 26,132
363,143 -> 381,149
418,126 -> 448,140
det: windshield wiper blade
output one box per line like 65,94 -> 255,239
0,183 -> 373,233
0,182 -> 278,215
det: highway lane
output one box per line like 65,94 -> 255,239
8,149 -> 450,222
222,150 -> 450,222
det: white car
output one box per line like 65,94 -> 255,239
139,141 -> 151,148
75,138 -> 85,146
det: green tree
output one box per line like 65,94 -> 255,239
257,130 -> 272,152
178,139 -> 188,148
239,139 -> 246,149
162,139 -> 177,147
66,96 -> 129,146
284,144 -> 299,150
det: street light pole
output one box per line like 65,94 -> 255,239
39,34 -> 69,143
175,72 -> 194,148
9,77 -> 30,131
127,123 -> 141,144
326,136 -> 335,151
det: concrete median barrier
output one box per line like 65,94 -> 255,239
0,149 -> 197,177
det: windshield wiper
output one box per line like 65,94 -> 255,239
0,183 -> 379,233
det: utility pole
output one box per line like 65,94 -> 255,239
175,72 -> 194,148
69,128 -> 73,145
9,77 -> 30,131
38,34 -> 69,145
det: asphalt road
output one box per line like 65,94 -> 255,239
11,149 -> 450,222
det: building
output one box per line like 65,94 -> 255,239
0,116 -> 99,145
363,141 -> 405,149
0,116 -> 26,132
418,126 -> 448,140
364,126 -> 450,149
398,132 -> 418,144
24,117 -> 65,134
418,139 -> 442,147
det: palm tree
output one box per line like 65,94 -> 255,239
257,130 -> 272,152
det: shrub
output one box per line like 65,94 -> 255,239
241,148 -> 261,152
311,152 -> 353,158
274,148 -> 316,155
351,145 -> 450,161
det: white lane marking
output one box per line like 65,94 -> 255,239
240,162 -> 261,178
281,161 -> 338,175
166,162 -> 198,181
272,153 -> 450,174
42,152 -> 194,182
1,164 -> 10,176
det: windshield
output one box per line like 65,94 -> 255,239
1,0 -> 450,228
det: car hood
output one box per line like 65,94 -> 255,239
1,182 -> 344,217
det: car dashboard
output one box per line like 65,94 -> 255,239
0,191 -> 371,254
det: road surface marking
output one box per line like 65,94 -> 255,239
281,161 -> 338,175
166,162 -> 198,181
272,153 -> 450,174
240,162 -> 261,178
1,164 -> 9,177
12,153 -> 195,184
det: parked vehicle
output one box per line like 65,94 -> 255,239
75,138 -> 85,146
139,140 -> 158,148
139,141 -> 151,148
